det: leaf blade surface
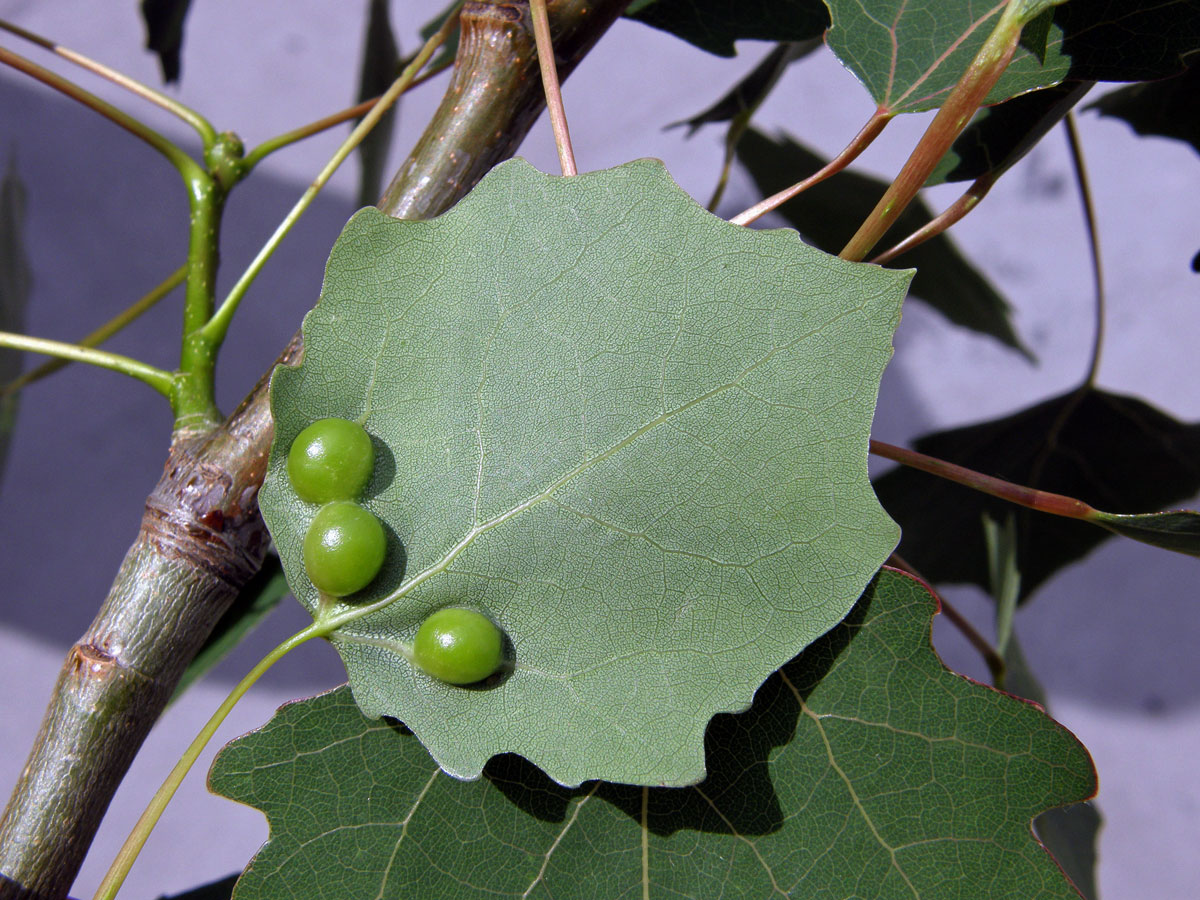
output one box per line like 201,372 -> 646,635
261,158 -> 908,786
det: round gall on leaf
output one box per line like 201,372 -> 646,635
302,501 -> 386,597
287,417 -> 375,504
412,608 -> 504,685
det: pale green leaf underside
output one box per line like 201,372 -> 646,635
261,158 -> 908,787
210,571 -> 1096,899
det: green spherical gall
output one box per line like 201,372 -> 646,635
287,417 -> 375,504
302,501 -> 386,597
412,608 -> 504,685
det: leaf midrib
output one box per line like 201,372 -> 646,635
322,296 -> 871,639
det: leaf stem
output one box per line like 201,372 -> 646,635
2,264 -> 186,395
530,0 -> 577,176
871,79 -> 1095,265
870,172 -> 997,264
729,110 -> 889,226
0,45 -> 202,182
1064,112 -> 1105,388
839,0 -> 1030,261
240,59 -> 452,173
91,623 -> 324,900
869,438 -> 1094,520
0,19 -> 216,145
200,6 -> 460,348
0,330 -> 173,396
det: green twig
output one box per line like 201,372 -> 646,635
530,0 -> 577,176
2,264 -> 186,395
200,6 -> 461,348
0,331 -> 173,397
0,45 -> 202,182
0,19 -> 216,145
839,1 -> 1031,261
91,623 -> 324,900
729,111 -> 890,226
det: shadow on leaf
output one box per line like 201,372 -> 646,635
484,591 -> 867,838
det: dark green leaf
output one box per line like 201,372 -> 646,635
355,0 -> 402,208
1088,508 -> 1200,555
623,0 -> 828,57
211,570 -> 1096,900
736,129 -> 1029,356
669,40 -> 820,136
0,159 -> 31,494
170,555 -> 290,703
139,0 -> 194,84
260,158 -> 907,787
156,874 -> 238,900
927,81 -> 1094,185
1033,0 -> 1200,83
873,387 -> 1200,600
824,0 -> 1200,115
1035,803 -> 1102,900
1087,65 -> 1200,156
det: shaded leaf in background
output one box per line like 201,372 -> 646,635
873,387 -> 1200,600
670,39 -> 823,210
139,0 -> 194,84
170,555 -> 290,703
354,0 -> 401,208
623,0 -> 828,57
737,128 -> 1029,356
156,874 -> 237,900
668,40 -> 819,136
211,570 -> 1096,900
824,0 -> 1200,115
0,159 -> 32,494
927,80 -> 1095,186
260,158 -> 907,788
1088,64 -> 1200,156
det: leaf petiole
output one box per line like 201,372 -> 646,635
729,110 -> 889,226
91,622 -> 326,900
0,19 -> 217,146
1064,111 -> 1105,389
839,0 -> 1034,261
530,0 -> 577,176
0,45 -> 203,183
2,264 -> 187,396
240,58 -> 453,173
0,331 -> 174,397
